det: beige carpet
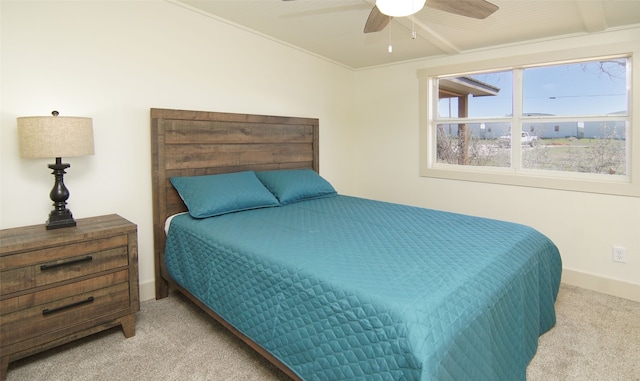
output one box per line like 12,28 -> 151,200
6,284 -> 639,380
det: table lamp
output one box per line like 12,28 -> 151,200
17,111 -> 94,229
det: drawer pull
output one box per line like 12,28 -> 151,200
42,297 -> 95,316
40,255 -> 93,271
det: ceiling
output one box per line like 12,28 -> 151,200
172,0 -> 640,69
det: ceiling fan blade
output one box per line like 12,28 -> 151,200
426,0 -> 498,19
364,6 -> 391,33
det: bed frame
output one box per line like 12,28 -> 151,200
151,108 -> 319,380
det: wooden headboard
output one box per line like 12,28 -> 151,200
150,108 -> 319,299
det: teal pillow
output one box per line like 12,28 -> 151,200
255,169 -> 337,205
170,171 -> 279,218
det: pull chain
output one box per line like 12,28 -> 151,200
388,16 -> 393,53
412,16 -> 417,39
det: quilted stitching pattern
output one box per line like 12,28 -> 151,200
165,196 -> 561,380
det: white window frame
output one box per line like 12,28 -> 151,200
418,43 -> 640,197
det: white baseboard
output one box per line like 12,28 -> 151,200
138,270 -> 639,304
562,268 -> 640,303
139,279 -> 156,302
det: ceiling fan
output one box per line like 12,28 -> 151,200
364,0 -> 498,33
283,0 -> 499,33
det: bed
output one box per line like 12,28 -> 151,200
151,108 -> 562,380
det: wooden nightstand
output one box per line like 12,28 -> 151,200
0,214 -> 139,381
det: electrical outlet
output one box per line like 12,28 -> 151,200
612,246 -> 627,263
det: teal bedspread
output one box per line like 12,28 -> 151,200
165,195 -> 562,380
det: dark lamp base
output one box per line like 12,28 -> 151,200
45,157 -> 77,230
46,209 -> 77,230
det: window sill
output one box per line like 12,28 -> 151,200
420,164 -> 639,197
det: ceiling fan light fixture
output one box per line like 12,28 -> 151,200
376,0 -> 427,17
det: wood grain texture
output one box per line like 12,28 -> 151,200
0,214 -> 139,381
150,108 -> 319,381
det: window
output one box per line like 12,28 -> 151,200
419,47 -> 639,197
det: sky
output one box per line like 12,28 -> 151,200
439,58 -> 628,118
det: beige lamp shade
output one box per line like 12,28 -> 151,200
17,116 -> 94,159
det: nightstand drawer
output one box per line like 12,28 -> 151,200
0,236 -> 129,294
0,273 -> 131,347
0,214 -> 139,380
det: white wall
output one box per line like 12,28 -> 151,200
0,0 -> 358,301
353,28 -> 640,301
